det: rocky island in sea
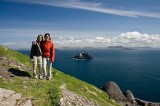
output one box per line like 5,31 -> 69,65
72,51 -> 93,60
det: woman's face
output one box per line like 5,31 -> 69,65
38,36 -> 43,41
45,35 -> 50,41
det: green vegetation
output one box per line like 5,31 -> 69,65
0,45 -> 118,106
0,45 -> 30,67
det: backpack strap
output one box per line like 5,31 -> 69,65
37,43 -> 42,55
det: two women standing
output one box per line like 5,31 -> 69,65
30,33 -> 55,80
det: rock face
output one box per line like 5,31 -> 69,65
135,98 -> 160,106
0,88 -> 32,106
102,81 -> 127,102
124,90 -> 137,104
102,81 -> 133,106
102,81 -> 160,106
0,56 -> 32,79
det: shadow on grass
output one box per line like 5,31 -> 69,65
8,68 -> 31,77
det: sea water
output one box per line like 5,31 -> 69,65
18,49 -> 160,102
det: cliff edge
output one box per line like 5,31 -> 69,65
0,45 -> 118,106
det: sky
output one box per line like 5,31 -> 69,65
0,0 -> 160,49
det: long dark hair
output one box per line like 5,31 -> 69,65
37,34 -> 43,41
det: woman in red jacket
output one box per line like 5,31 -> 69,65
41,33 -> 55,80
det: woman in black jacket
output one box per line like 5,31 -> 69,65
30,35 -> 43,79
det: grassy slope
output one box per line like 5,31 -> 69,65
0,45 -> 118,106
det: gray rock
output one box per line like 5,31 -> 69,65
135,98 -> 160,106
102,82 -> 160,106
0,75 -> 2,79
102,81 -> 128,103
21,99 -> 32,106
124,90 -> 137,104
23,86 -> 29,90
0,88 -> 16,102
1,93 -> 22,106
0,88 -> 32,106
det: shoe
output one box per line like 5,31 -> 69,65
46,77 -> 52,80
39,76 -> 43,80
34,75 -> 38,79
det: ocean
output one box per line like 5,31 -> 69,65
18,49 -> 160,102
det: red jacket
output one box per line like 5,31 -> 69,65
41,40 -> 55,62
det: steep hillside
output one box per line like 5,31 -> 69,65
0,45 -> 118,106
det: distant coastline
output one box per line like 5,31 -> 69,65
53,46 -> 160,50
15,45 -> 160,51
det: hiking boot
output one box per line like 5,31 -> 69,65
34,75 -> 38,79
39,76 -> 43,80
46,77 -> 52,81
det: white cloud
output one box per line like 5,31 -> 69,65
116,31 -> 160,47
5,0 -> 160,18
1,42 -> 31,50
54,31 -> 160,49
120,31 -> 142,39
1,29 -> 160,49
95,37 -> 104,40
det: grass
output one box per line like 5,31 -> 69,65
0,45 -> 30,67
0,45 -> 118,106
0,77 -> 61,106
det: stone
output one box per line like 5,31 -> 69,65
23,86 -> 29,90
0,92 -> 22,106
0,88 -> 33,106
102,81 -> 128,103
21,99 -> 32,106
0,75 -> 2,79
102,82 -> 160,106
124,90 -> 137,104
0,88 -> 16,102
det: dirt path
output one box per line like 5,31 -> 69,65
60,83 -> 99,106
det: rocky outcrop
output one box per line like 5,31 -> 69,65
0,88 -> 32,106
0,56 -> 32,73
135,98 -> 160,106
102,81 -> 160,106
124,90 -> 137,104
102,81 -> 128,102
102,81 -> 135,106
60,84 -> 99,106
0,56 -> 32,79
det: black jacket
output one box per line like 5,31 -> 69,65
30,42 -> 42,59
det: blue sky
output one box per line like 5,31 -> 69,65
0,0 -> 160,49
